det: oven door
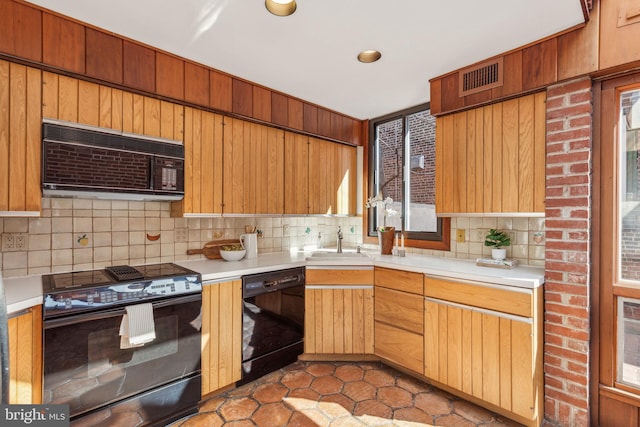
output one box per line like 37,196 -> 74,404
43,294 -> 201,419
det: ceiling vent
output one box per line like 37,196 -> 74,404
458,57 -> 503,97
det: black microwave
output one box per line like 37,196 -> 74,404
41,119 -> 184,201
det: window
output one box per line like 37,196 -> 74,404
368,103 -> 449,247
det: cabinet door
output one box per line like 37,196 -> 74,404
202,280 -> 242,395
435,92 -> 545,214
8,306 -> 42,404
284,132 -> 309,214
222,118 -> 284,215
424,298 -> 535,420
174,108 -> 224,216
0,61 -> 41,213
308,137 -> 333,214
305,286 -> 374,355
255,124 -> 284,214
334,143 -> 357,215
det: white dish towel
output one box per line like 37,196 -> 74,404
119,303 -> 156,349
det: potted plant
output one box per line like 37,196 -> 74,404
484,228 -> 511,260
366,192 -> 398,254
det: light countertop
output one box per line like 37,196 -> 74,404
2,250 -> 544,315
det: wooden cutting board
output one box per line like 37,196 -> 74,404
186,239 -> 240,259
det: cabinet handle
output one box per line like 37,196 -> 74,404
424,296 -> 532,324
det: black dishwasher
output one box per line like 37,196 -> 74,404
240,267 -> 305,385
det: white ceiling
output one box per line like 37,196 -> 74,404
26,0 -> 585,120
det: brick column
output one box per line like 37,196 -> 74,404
544,77 -> 592,426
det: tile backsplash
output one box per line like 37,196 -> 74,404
0,198 -> 544,277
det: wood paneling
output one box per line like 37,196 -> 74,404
600,0 -> 640,70
2,0 -> 362,145
252,86 -> 271,122
8,306 -> 42,404
0,0 -> 42,62
123,41 -> 155,93
288,98 -> 304,130
599,394 -> 640,427
232,79 -> 252,117
557,2 -> 598,80
305,285 -> 374,355
424,299 -> 536,421
156,52 -> 184,100
0,61 -> 41,212
256,125 -> 284,214
42,13 -> 85,74
317,108 -> 332,139
284,131 -> 309,215
201,280 -> 242,395
522,38 -> 557,91
304,103 -> 318,134
435,92 -> 546,214
184,62 -> 210,106
86,28 -> 123,84
210,70 -> 232,112
271,92 -> 288,126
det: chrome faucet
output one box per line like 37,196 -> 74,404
337,226 -> 343,253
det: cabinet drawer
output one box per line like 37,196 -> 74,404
374,267 -> 423,294
306,268 -> 373,285
375,321 -> 423,374
424,276 -> 532,318
375,287 -> 423,335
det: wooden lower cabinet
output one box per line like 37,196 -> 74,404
8,306 -> 42,404
201,279 -> 242,396
374,267 -> 424,374
424,275 -> 543,427
304,267 -> 374,355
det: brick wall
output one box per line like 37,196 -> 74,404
544,77 -> 592,426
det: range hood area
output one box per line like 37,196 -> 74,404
41,119 -> 185,201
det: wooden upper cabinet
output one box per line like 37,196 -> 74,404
85,28 -> 123,84
123,41 -> 156,93
284,131 -> 309,215
308,137 -> 357,215
252,86 -> 271,122
600,0 -> 640,70
232,79 -> 253,117
0,61 -> 41,214
0,0 -> 42,62
42,13 -> 85,74
184,62 -> 210,106
435,92 -> 546,215
172,107 -> 223,217
255,124 -> 284,214
156,52 -> 184,100
222,117 -> 284,215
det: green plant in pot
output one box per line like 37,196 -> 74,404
484,228 -> 511,260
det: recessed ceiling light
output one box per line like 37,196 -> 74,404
265,0 -> 297,16
357,50 -> 382,63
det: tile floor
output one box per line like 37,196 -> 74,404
174,361 -> 523,426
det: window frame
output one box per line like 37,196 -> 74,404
365,103 -> 450,250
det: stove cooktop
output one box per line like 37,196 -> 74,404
43,263 -> 195,292
42,263 -> 202,318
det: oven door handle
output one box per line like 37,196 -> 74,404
43,293 -> 202,329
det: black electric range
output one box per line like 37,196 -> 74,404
42,263 -> 201,318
